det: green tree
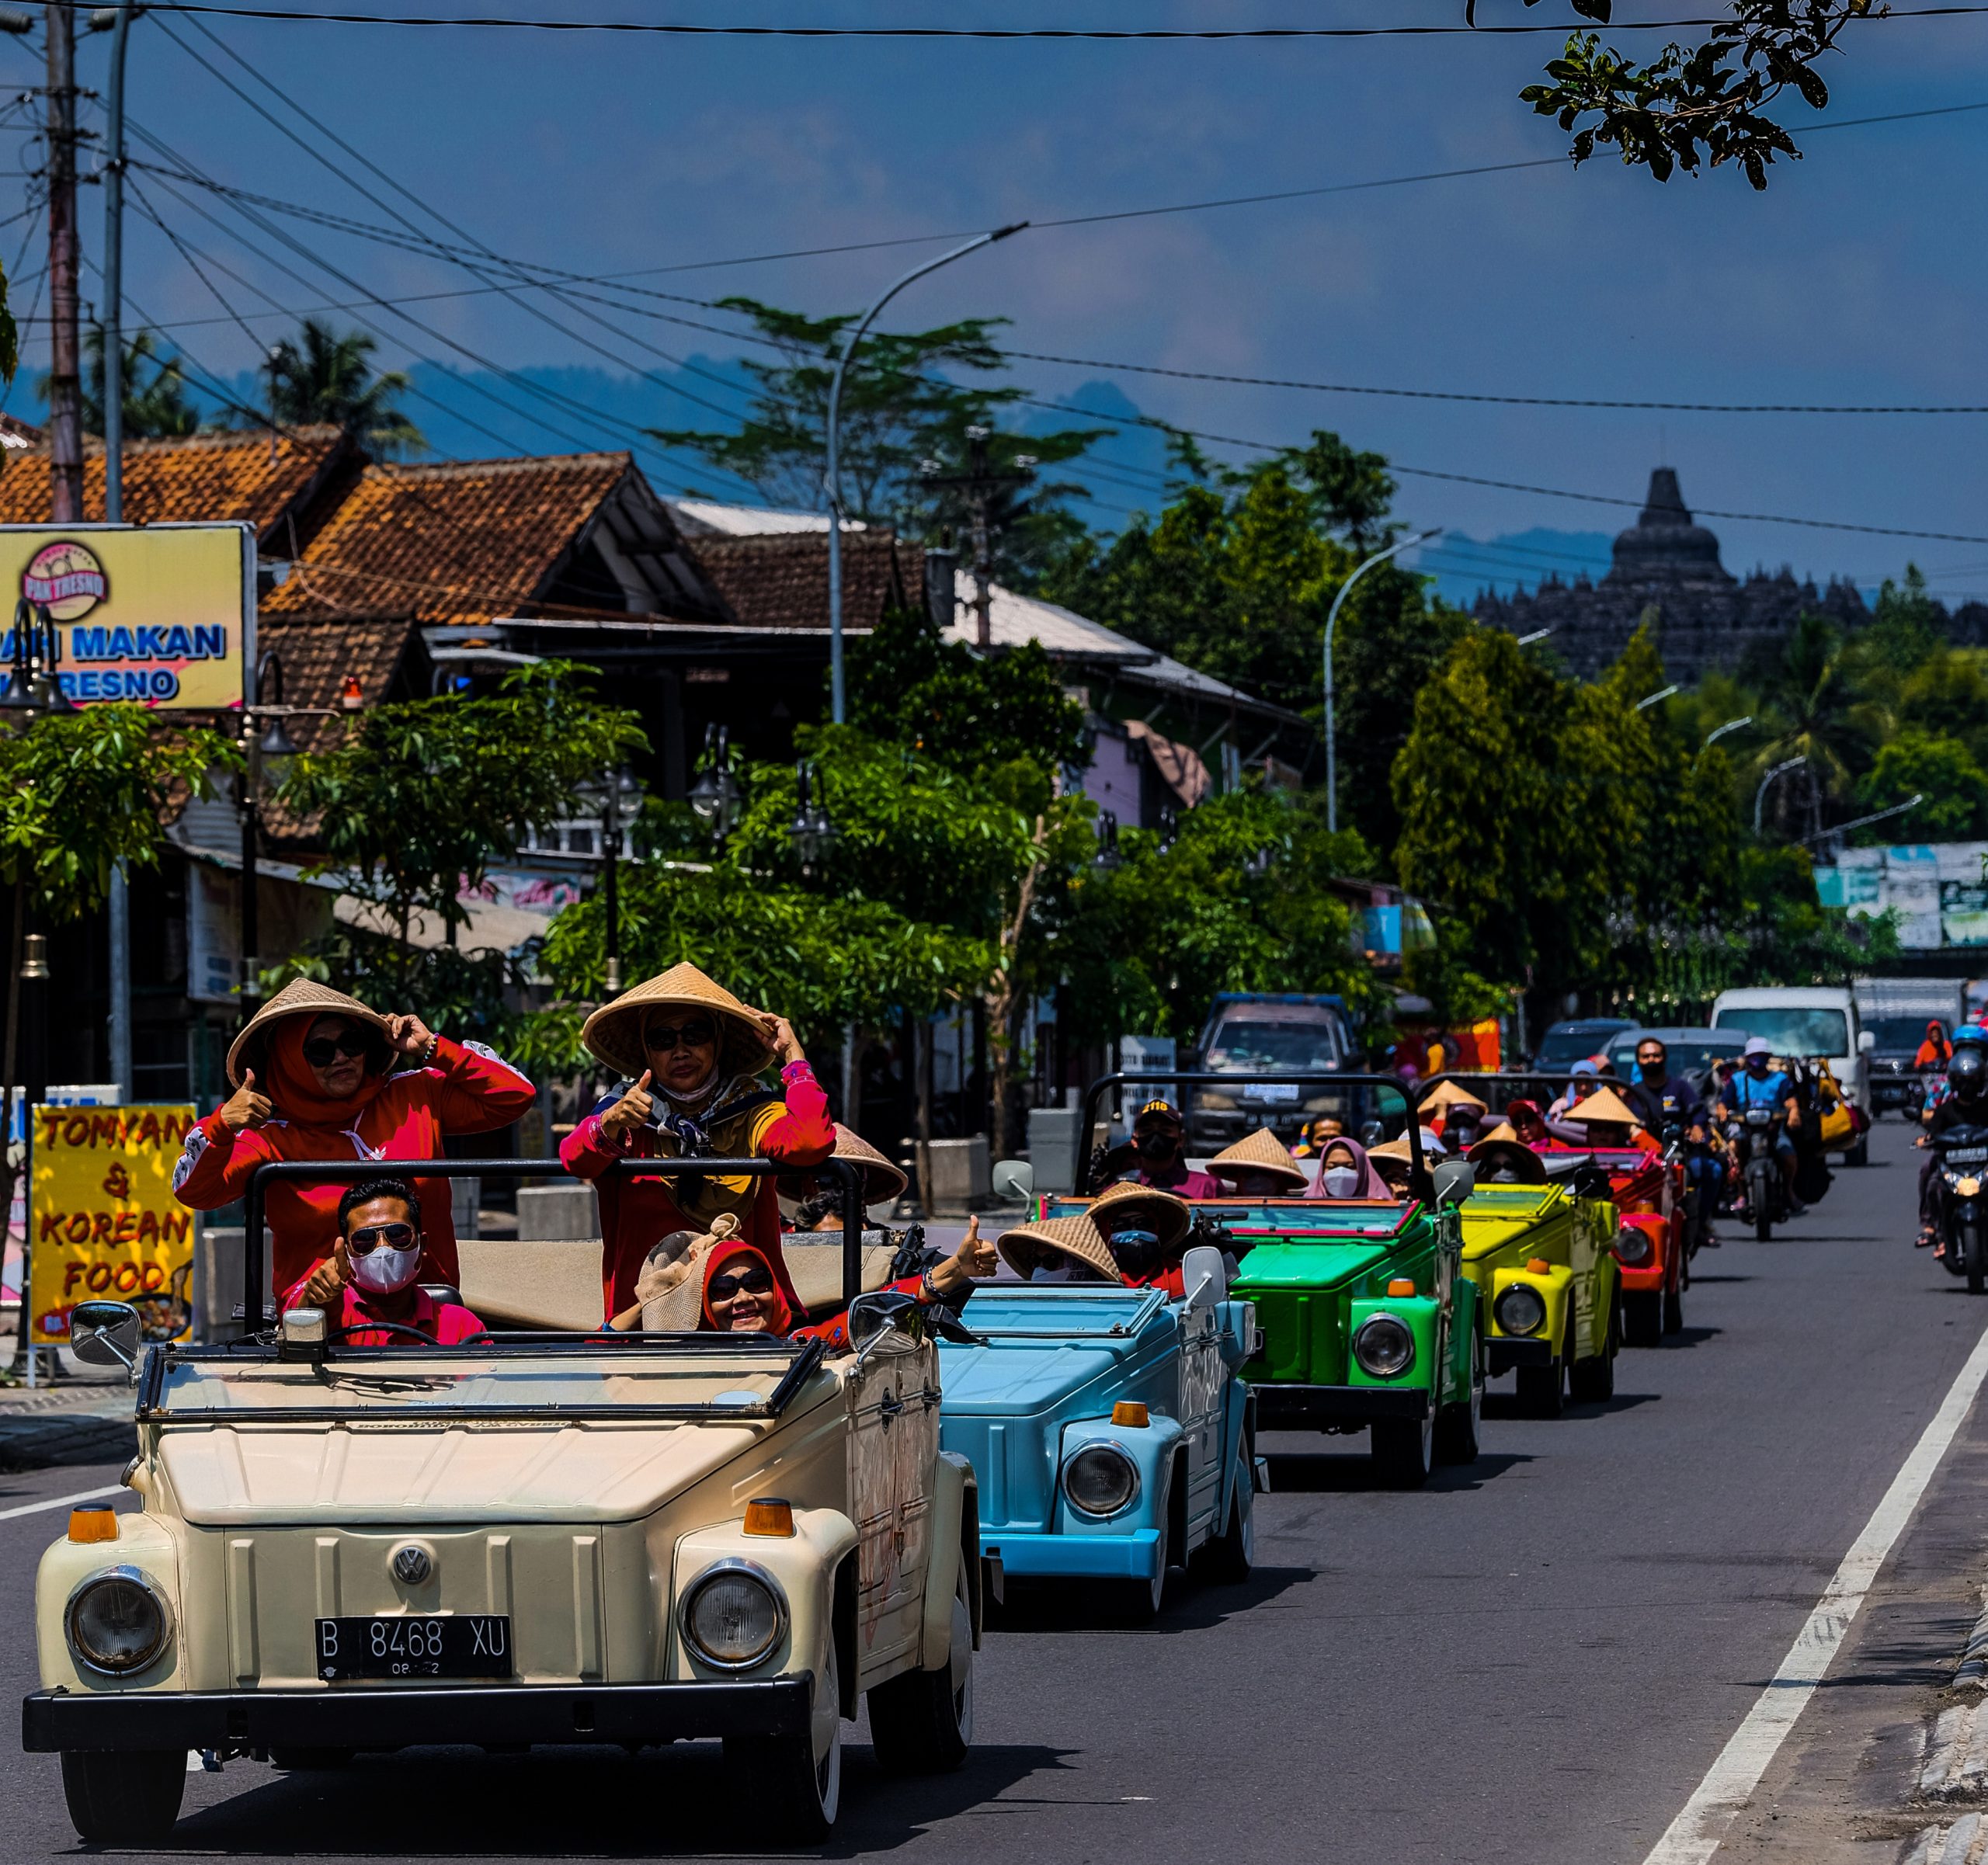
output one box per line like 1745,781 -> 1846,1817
1490,1 -> 1882,189
1749,613 -> 1883,839
1854,731 -> 1988,842
74,328 -> 199,439
258,317 -> 422,456
276,663 -> 645,992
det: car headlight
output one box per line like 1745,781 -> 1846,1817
1352,1312 -> 1416,1378
679,1561 -> 787,1671
1614,1228 -> 1654,1265
1494,1283 -> 1548,1337
64,1567 -> 172,1676
1063,1443 -> 1140,1517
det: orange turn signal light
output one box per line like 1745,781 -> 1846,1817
1527,1258 -> 1552,1275
1386,1277 -> 1416,1297
67,1506 -> 117,1544
742,1498 -> 795,1537
1110,1401 -> 1150,1428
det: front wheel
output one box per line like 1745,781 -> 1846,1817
1371,1410 -> 1434,1488
869,1567 -> 974,1773
1966,1222 -> 1986,1297
727,1644 -> 842,1840
1663,1278 -> 1684,1335
1516,1328 -> 1567,1418
1434,1327 -> 1484,1464
1621,1289 -> 1662,1349
1107,1565 -> 1166,1624
61,1750 -> 186,1845
1568,1302 -> 1618,1402
1195,1461 -> 1256,1582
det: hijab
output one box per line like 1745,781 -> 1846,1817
262,1017 -> 390,1129
701,1243 -> 794,1335
1313,1137 -> 1393,1200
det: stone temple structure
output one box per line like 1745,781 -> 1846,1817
1473,467 -> 1868,683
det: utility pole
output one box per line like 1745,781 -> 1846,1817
43,1 -> 82,523
922,425 -> 1034,653
102,2 -> 135,524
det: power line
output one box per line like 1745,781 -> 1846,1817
92,4 -> 1988,39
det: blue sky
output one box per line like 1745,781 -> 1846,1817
3,2 -> 1985,615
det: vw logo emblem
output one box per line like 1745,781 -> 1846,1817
391,1544 -> 432,1585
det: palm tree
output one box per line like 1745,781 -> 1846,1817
39,328 -> 201,439
1750,612 -> 1886,839
259,317 -> 423,457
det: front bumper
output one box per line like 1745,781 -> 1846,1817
1616,1264 -> 1667,1293
981,1528 -> 1163,1582
22,1676 -> 812,1752
1487,1337 -> 1554,1374
1250,1382 -> 1431,1429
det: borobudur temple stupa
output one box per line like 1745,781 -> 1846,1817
1473,467 -> 1868,682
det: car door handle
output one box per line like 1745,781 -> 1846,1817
878,1394 -> 905,1429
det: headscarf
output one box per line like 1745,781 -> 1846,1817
262,1017 -> 391,1128
1507,1099 -> 1551,1146
701,1242 -> 794,1335
1312,1136 -> 1393,1200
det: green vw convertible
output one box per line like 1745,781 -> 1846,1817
1068,1072 -> 1481,1489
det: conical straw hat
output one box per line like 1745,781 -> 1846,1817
1474,1120 -> 1518,1146
225,978 -> 391,1089
1558,1085 -> 1646,1129
1467,1137 -> 1548,1185
833,1123 -> 909,1205
1421,1078 -> 1489,1115
1208,1127 -> 1309,1191
1090,1178 -> 1192,1247
580,960 -> 779,1081
996,1214 -> 1129,1284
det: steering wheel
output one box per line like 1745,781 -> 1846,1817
325,1321 -> 445,1347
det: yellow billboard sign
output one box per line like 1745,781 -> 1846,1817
0,522 -> 252,710
29,1103 -> 199,1345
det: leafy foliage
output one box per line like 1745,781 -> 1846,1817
0,707 -> 238,922
78,328 -> 199,439
1854,731 -> 1988,842
1489,1 -> 1882,189
255,316 -> 422,456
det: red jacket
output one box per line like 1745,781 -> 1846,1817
333,1283 -> 485,1347
560,1061 -> 835,1321
173,1036 -> 536,1304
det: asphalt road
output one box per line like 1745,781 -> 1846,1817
2,1117 -> 1981,1863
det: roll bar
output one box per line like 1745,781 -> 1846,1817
1077,1071 -> 1432,1205
241,1155 -> 869,1332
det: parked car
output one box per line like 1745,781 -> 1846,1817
937,1243 -> 1259,1622
24,1158 -> 980,1846
1532,1017 -> 1637,1071
1187,993 -> 1354,1148
1709,985 -> 1872,1162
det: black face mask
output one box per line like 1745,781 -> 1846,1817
1135,1130 -> 1177,1162
1107,1228 -> 1164,1280
1637,1060 -> 1664,1082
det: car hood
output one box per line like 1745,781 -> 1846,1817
1458,1186 -> 1566,1262
1231,1239 -> 1398,1293
939,1289 -> 1162,1417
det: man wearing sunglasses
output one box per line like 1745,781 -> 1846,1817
312,1176 -> 486,1347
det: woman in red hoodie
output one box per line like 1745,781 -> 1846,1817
172,979 -> 536,1309
560,962 -> 836,1322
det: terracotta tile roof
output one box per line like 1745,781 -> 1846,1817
262,450 -> 645,624
0,425 -> 349,540
690,530 -> 921,633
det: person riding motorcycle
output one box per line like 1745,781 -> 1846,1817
1628,1036 -> 1721,1245
1714,1036 -> 1805,1217
1919,1037 -> 1988,1253
1917,1020 -> 1955,1070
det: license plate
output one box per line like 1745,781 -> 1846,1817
1949,1147 -> 1988,1164
315,1615 -> 511,1681
1245,1083 -> 1300,1105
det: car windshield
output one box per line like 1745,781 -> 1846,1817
1535,1026 -> 1620,1068
1205,1019 -> 1340,1071
1607,1036 -> 1746,1078
1869,1015 -> 1948,1051
1711,1007 -> 1849,1058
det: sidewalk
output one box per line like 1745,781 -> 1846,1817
0,1336 -> 134,1471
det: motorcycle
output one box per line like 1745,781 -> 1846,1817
1932,1122 -> 1988,1294
1727,1105 -> 1789,1241
1907,1065 -> 1944,1124
1667,1120 -> 1720,1258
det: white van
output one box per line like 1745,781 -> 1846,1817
1709,985 -> 1871,1151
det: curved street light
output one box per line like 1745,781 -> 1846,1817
1323,528 -> 1442,833
825,222 -> 1027,724
1705,714 -> 1753,747
1753,753 -> 1808,836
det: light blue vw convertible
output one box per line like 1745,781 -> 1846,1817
937,1238 -> 1261,1621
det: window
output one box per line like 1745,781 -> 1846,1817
1710,1006 -> 1849,1058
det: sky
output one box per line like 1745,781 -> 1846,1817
2,1 -> 1986,615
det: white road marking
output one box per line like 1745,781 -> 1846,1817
1642,1317 -> 1988,1865
0,1482 -> 121,1523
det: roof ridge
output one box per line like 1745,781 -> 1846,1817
370,450 -> 634,482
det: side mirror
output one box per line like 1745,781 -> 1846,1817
847,1289 -> 922,1360
1180,1244 -> 1227,1306
1858,1030 -> 1875,1053
1432,1158 -> 1477,1207
992,1158 -> 1035,1203
1360,1119 -> 1385,1148
68,1299 -> 141,1372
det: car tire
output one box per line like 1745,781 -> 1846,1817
1847,1137 -> 1869,1168
1371,1411 -> 1434,1487
1434,1328 -> 1483,1465
1109,1565 -> 1167,1624
1663,1279 -> 1684,1335
1515,1328 -> 1567,1419
60,1750 -> 186,1845
1197,1461 -> 1255,1582
868,1567 -> 975,1773
1621,1289 -> 1662,1349
1569,1303 -> 1618,1403
728,1644 -> 842,1840
269,1749 -> 355,1771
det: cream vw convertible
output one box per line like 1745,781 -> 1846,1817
22,1158 -> 982,1845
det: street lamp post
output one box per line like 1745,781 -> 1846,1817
687,724 -> 745,851
577,768 -> 641,996
1322,528 -> 1441,834
1753,754 -> 1808,836
825,223 -> 1027,725
1705,714 -> 1753,747
1634,684 -> 1680,712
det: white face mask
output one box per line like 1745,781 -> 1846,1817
349,1242 -> 422,1295
1323,1166 -> 1361,1198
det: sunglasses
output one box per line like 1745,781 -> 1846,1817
707,1266 -> 773,1304
645,1021 -> 718,1052
302,1032 -> 370,1067
346,1221 -> 416,1255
